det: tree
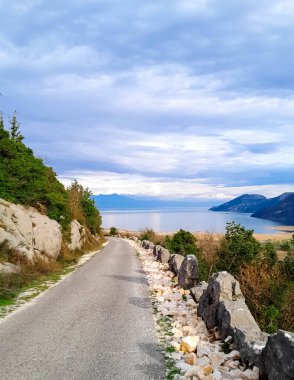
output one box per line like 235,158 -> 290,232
9,111 -> 23,141
67,181 -> 101,235
217,222 -> 261,274
0,112 -> 4,131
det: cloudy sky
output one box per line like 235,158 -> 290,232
0,0 -> 293,201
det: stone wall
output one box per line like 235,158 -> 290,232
137,238 -> 294,380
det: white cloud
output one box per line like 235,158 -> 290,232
59,170 -> 293,199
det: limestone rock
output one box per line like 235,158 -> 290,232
186,352 -> 197,365
190,281 -> 208,303
157,247 -> 171,264
169,254 -> 184,275
261,330 -> 294,380
198,271 -> 243,330
233,328 -> 268,367
0,198 -> 62,261
0,262 -> 20,274
181,336 -> 200,353
217,299 -> 261,340
68,220 -> 86,251
153,244 -> 161,257
178,255 -> 199,289
149,242 -> 155,251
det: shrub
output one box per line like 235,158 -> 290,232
263,242 -> 278,267
216,222 -> 261,275
139,228 -> 156,242
165,229 -> 198,257
109,226 -> 119,236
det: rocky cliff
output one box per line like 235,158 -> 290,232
0,198 -> 88,273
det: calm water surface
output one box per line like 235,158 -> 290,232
101,208 -> 281,234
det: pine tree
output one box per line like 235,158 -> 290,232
0,112 -> 4,131
9,111 -> 23,141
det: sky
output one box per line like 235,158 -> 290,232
0,0 -> 293,201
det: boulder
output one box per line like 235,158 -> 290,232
0,262 -> 20,274
217,299 -> 261,340
157,247 -> 171,264
149,242 -> 155,251
0,198 -> 62,261
218,299 -> 268,366
142,240 -> 152,249
68,220 -> 86,251
234,328 -> 268,368
153,245 -> 161,257
178,255 -> 199,289
190,281 -> 208,303
198,271 -> 243,330
261,330 -> 294,380
169,254 -> 184,275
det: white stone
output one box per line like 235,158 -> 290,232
181,336 -> 200,353
68,220 -> 86,251
0,199 -> 62,261
0,262 -> 20,273
176,362 -> 193,373
212,370 -> 222,380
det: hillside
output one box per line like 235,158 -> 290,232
252,193 -> 294,223
210,192 -> 294,224
0,112 -> 101,234
209,194 -> 267,213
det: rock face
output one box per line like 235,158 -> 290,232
0,198 -> 62,264
261,330 -> 294,380
169,254 -> 184,275
178,255 -> 199,289
68,220 -> 86,251
157,247 -> 171,264
198,271 -> 243,330
153,245 -> 161,257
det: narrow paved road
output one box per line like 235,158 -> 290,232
0,238 -> 165,380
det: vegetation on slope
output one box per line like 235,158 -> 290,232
0,111 -> 103,307
0,112 -> 101,234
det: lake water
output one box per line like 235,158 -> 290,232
100,208 -> 282,234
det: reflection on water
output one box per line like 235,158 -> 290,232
101,208 -> 281,234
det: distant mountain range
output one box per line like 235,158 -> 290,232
210,192 -> 294,224
94,194 -> 218,210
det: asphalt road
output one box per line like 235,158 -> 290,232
0,238 -> 165,380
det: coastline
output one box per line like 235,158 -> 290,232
104,228 -> 293,242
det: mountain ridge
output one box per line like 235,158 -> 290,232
210,192 -> 294,224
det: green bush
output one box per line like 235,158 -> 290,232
109,226 -> 119,236
165,229 -> 198,257
217,222 -> 261,275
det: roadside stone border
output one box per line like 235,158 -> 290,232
128,238 -> 294,380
